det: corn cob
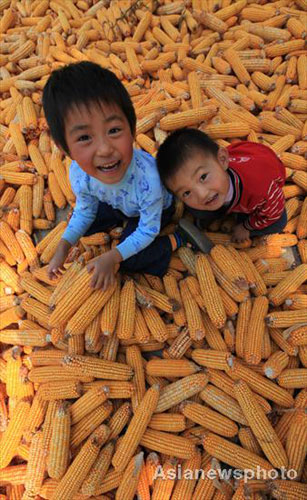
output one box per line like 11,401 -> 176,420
154,373 -> 208,413
234,379 -> 288,468
112,385 -> 159,471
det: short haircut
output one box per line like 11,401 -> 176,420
42,61 -> 136,154
156,128 -> 219,186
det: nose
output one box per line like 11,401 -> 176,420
195,185 -> 207,204
96,136 -> 113,157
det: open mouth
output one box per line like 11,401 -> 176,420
96,160 -> 120,172
205,193 -> 218,206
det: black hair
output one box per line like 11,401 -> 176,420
42,61 -> 136,154
156,128 -> 219,186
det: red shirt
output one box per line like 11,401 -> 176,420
226,141 -> 286,231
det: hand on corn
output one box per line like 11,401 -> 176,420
86,249 -> 122,290
231,223 -> 250,244
47,239 -> 71,280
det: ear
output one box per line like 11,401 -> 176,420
217,147 -> 229,171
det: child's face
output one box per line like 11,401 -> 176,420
63,100 -> 134,184
166,148 -> 230,211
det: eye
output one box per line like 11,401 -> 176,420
200,173 -> 207,182
182,191 -> 190,199
77,134 -> 90,142
109,127 -> 121,135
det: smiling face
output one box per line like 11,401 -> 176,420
63,100 -> 134,185
166,147 -> 231,211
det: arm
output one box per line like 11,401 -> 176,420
242,180 -> 285,231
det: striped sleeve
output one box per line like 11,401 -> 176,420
243,179 -> 285,231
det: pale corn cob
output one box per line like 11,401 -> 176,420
112,385 -> 160,471
154,373 -> 208,413
200,383 -> 248,425
234,380 -> 288,468
203,432 -> 273,472
181,400 -> 238,437
179,279 -> 206,340
0,329 -> 48,347
126,345 -> 146,412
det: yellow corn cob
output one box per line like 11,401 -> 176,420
116,279 -> 135,340
140,428 -> 196,459
268,263 -> 307,305
151,457 -> 178,500
51,427 -> 107,500
8,122 -> 28,160
24,430 -> 46,496
260,115 -> 302,139
286,409 -> 307,479
244,296 -> 269,365
146,359 -> 200,378
0,400 -> 31,469
49,259 -> 83,308
85,313 -> 102,353
148,413 -> 186,433
226,358 -> 294,407
43,190 -> 55,221
0,221 -> 24,264
62,354 -> 133,381
49,266 -> 94,326
263,351 -> 289,379
163,273 -> 186,326
32,175 -> 44,221
65,282 -> 116,336
159,105 -> 217,131
196,254 -> 226,329
19,272 -> 52,306
70,405 -> 112,450
277,368 -> 307,388
238,427 -> 263,456
107,402 -> 132,441
142,306 -> 168,342
81,441 -> 114,496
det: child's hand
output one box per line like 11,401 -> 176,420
47,240 -> 71,280
87,249 -> 122,291
231,223 -> 250,243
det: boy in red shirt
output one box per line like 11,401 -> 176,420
156,128 -> 287,243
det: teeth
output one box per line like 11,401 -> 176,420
98,161 -> 118,169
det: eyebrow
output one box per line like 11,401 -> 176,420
68,114 -> 124,134
173,165 -> 205,194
